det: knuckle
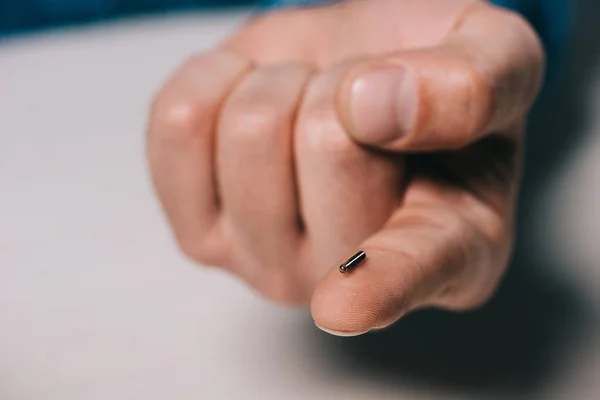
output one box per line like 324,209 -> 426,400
149,51 -> 245,144
151,95 -> 203,138
222,103 -> 282,147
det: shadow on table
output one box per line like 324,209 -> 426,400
309,262 -> 586,396
307,0 -> 600,397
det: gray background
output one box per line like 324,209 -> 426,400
1,2 -> 599,399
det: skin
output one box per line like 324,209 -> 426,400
147,0 -> 544,336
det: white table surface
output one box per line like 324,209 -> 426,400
1,10 -> 599,400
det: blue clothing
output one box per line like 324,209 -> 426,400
0,0 -> 568,79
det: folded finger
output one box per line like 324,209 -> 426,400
147,51 -> 251,265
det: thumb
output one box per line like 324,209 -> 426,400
336,4 -> 544,152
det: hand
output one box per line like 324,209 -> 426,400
147,0 -> 544,336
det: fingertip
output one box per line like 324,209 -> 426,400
310,284 -> 385,337
310,248 -> 416,336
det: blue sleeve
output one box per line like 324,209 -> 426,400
0,0 -> 254,35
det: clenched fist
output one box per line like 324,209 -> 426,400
147,0 -> 544,336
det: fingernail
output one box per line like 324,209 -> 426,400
315,322 -> 369,337
349,67 -> 417,144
